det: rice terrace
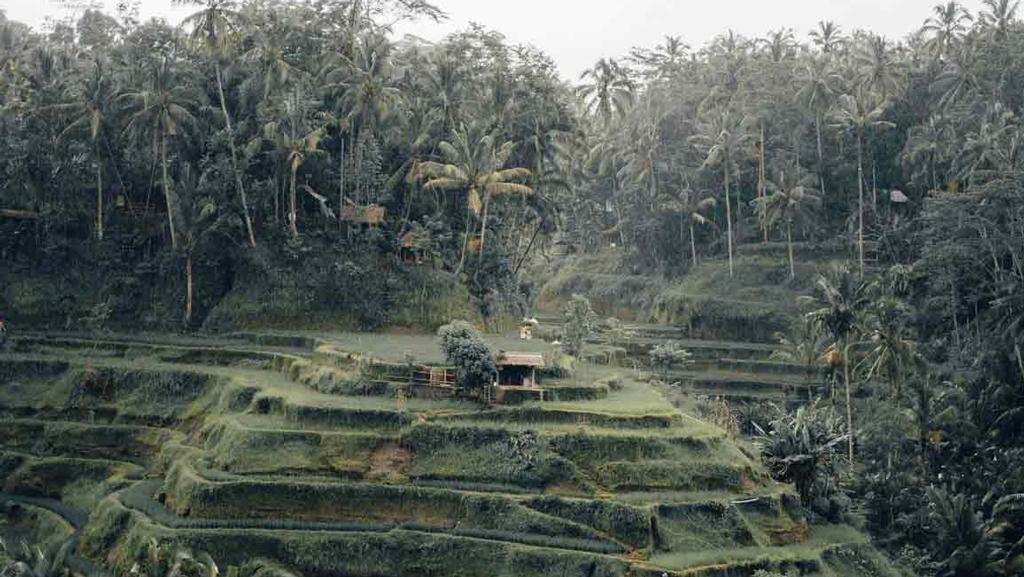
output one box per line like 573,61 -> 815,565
2,1 -> 1024,577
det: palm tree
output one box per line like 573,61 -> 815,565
807,265 -> 870,463
953,102 -> 1018,186
861,296 -> 920,399
809,21 -> 844,55
176,0 -> 257,248
56,56 -> 117,241
902,114 -> 952,191
979,0 -> 1021,40
418,124 -> 533,274
921,2 -> 973,60
661,179 -> 716,267
121,59 -> 198,251
752,169 -> 821,280
577,58 -> 634,127
175,163 -> 236,326
830,90 -> 894,276
796,58 -> 841,199
771,315 -> 828,397
333,33 -> 400,137
263,91 -> 325,238
854,34 -> 903,99
690,108 -> 749,278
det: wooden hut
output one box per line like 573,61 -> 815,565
496,352 -> 544,388
341,204 -> 386,228
400,230 -> 430,265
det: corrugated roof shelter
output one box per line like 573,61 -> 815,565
341,204 -> 386,226
496,352 -> 544,388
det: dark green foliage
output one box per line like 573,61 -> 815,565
561,295 -> 597,358
759,406 -> 847,514
436,321 -> 496,391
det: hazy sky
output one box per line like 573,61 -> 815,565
3,0 -> 990,79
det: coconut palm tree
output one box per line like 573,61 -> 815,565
860,296 -> 921,399
263,106 -> 325,238
661,179 -> 716,267
690,108 -> 749,278
176,0 -> 257,248
902,114 -> 953,190
121,58 -> 199,251
56,56 -> 117,241
577,58 -> 634,127
809,21 -> 845,55
752,169 -> 821,280
979,0 -> 1021,40
921,2 -> 974,60
175,163 -> 236,325
854,34 -> 903,99
796,58 -> 841,198
954,102 -> 1019,186
807,265 -> 870,463
830,90 -> 894,276
418,124 -> 533,274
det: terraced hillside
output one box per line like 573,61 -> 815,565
0,330 -> 897,577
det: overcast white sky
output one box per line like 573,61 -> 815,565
3,0 -> 991,78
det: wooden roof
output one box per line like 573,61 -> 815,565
497,352 -> 545,367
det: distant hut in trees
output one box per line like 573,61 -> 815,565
341,204 -> 386,229
400,229 -> 431,265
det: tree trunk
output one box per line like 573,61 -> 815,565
289,165 -> 299,238
689,219 -> 698,267
185,252 -> 193,326
857,135 -> 865,277
161,136 -> 178,250
477,192 -> 492,275
455,211 -> 473,275
95,139 -> 103,241
843,341 -> 855,464
339,137 -> 345,231
787,220 -> 795,280
215,62 -> 257,248
815,114 -> 827,199
760,122 -> 768,243
724,164 -> 734,278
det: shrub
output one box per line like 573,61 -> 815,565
561,295 -> 597,359
437,321 -> 496,391
648,341 -> 694,379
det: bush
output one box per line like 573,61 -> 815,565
436,321 -> 496,391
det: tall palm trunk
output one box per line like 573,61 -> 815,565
478,192 -> 491,269
185,252 -> 193,325
455,210 -> 473,275
723,163 -> 734,278
843,340 -> 854,464
815,114 -> 827,199
215,62 -> 256,248
338,137 -> 345,231
161,135 -> 178,250
289,164 -> 299,238
759,123 -> 768,243
689,219 -> 698,267
856,134 -> 865,277
95,139 -> 104,241
787,220 -> 795,280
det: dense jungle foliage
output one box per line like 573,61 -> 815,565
4,0 -> 1024,576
